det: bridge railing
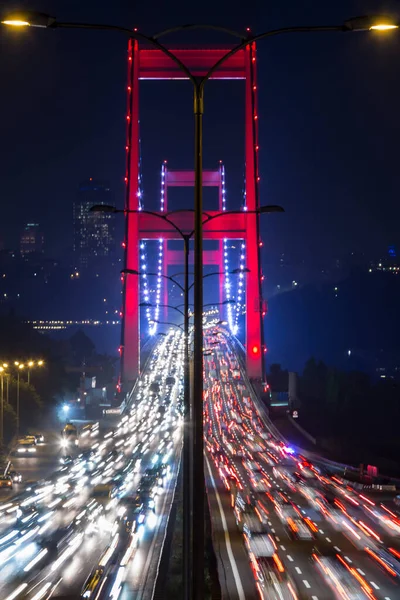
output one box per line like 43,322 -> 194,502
224,331 -> 288,444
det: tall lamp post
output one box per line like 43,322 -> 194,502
14,362 -> 24,439
96,202 -> 282,595
2,13 -> 398,599
0,367 -> 4,446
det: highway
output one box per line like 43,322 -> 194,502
204,327 -> 400,600
1,322 -> 399,600
0,330 -> 184,600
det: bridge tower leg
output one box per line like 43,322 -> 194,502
163,165 -> 169,324
244,42 -> 264,380
122,39 -> 140,388
218,166 -> 224,314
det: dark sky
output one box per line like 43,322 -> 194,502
0,0 -> 399,263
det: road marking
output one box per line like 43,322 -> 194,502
319,529 -> 324,534
280,545 -> 286,551
295,567 -> 302,574
384,597 -> 392,599
370,582 -> 379,590
268,521 -> 272,526
312,596 -> 319,600
271,528 -> 276,533
276,536 -> 280,541
357,568 -> 365,576
344,556 -> 352,563
303,580 -> 311,589
326,537 -> 331,543
334,546 -> 341,552
287,555 -> 293,562
205,457 -> 246,600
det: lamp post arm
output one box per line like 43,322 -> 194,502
158,304 -> 185,317
188,271 -> 223,292
153,320 -> 185,333
201,24 -> 346,89
54,21 -> 196,84
121,208 -> 187,239
145,272 -> 186,294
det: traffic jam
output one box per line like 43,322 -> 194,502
204,328 -> 400,600
0,330 -> 184,600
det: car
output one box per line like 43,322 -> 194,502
91,483 -> 113,503
80,567 -> 105,599
24,435 -> 37,445
0,476 -> 13,489
59,455 -> 73,465
8,470 -> 22,483
119,496 -> 148,531
34,433 -> 44,444
15,440 -> 37,454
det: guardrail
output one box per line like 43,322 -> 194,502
225,332 -> 289,445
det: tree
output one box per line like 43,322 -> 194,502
268,364 -> 289,392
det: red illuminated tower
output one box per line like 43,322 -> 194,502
121,42 -> 264,386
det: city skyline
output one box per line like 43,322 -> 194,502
73,178 -> 116,270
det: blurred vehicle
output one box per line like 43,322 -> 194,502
243,525 -> 275,557
91,483 -> 113,503
62,423 -> 78,447
23,435 -> 37,445
34,433 -> 45,443
312,551 -> 373,600
15,439 -> 37,454
80,567 -> 105,598
60,455 -> 73,465
234,493 -> 264,532
119,496 -> 150,532
286,517 -> 314,540
8,470 -> 22,483
251,554 -> 299,600
0,475 -> 12,489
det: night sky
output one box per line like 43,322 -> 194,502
0,0 -> 399,264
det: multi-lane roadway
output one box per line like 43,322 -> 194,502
0,330 -> 184,600
1,321 -> 400,600
204,327 -> 400,600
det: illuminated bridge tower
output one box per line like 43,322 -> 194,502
122,41 -> 265,387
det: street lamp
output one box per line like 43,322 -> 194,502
0,366 -> 4,446
2,14 -> 398,599
16,363 -> 24,438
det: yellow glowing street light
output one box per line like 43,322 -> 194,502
14,361 -> 19,367
2,363 -> 8,369
370,23 -> 398,31
1,11 -> 55,28
343,15 -> 399,31
2,19 -> 30,26
38,360 -> 44,366
28,361 -> 34,367
18,364 -> 24,370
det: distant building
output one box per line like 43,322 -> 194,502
20,223 -> 44,256
73,179 -> 116,270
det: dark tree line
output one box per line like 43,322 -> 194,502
0,313 -> 117,445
